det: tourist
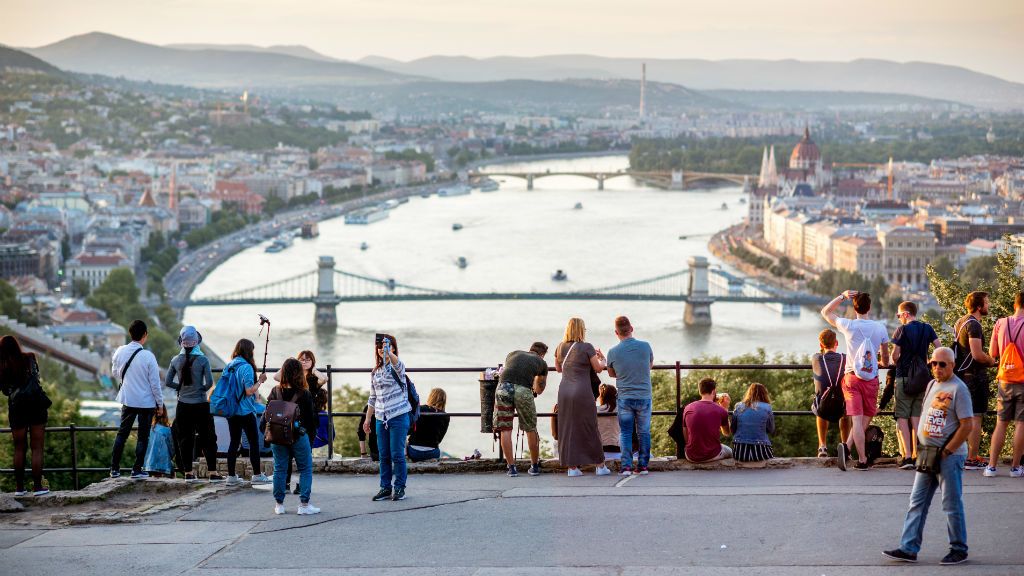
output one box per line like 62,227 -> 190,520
953,291 -> 996,470
730,383 -> 776,462
0,335 -> 51,496
143,408 -> 175,477
555,317 -> 610,477
820,290 -> 890,471
110,320 -> 165,479
357,405 -> 378,460
224,339 -> 271,485
164,326 -> 221,482
494,342 -> 549,477
883,347 -> 972,566
267,357 -> 320,515
596,383 -> 621,454
274,349 -> 328,411
605,315 -> 654,476
363,333 -> 413,501
811,329 -> 850,457
682,377 -> 732,463
984,291 -> 1024,477
408,388 -> 450,462
890,302 -> 941,470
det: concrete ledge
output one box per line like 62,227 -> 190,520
12,477 -> 203,508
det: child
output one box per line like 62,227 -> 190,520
144,408 -> 176,477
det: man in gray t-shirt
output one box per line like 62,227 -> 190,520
884,347 -> 974,566
606,316 -> 654,475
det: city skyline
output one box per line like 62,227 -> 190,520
3,0 -> 1023,83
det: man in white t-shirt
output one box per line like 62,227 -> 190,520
821,290 -> 890,471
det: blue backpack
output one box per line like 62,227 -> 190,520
210,364 -> 244,417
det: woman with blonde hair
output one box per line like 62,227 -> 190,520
555,317 -> 609,477
811,328 -> 851,457
730,383 -> 776,462
408,388 -> 450,462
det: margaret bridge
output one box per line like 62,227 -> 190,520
174,256 -> 827,327
469,169 -> 753,190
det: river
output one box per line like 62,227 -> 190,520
183,155 -> 829,458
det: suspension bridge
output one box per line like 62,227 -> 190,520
469,169 -> 753,190
173,256 -> 827,327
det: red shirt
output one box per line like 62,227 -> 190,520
683,400 -> 729,462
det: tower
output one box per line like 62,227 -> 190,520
639,63 -> 646,120
168,163 -> 177,212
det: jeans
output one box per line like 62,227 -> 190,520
111,406 -> 154,473
376,412 -> 410,490
408,446 -> 440,462
617,397 -> 652,469
898,452 -> 967,555
227,413 -> 260,477
271,433 -> 312,504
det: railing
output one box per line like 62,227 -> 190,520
1,363 -> 965,490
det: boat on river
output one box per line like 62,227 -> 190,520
452,223 -> 463,231
438,184 -> 471,197
552,269 -> 568,281
345,207 -> 389,225
456,256 -> 468,269
360,242 -> 369,251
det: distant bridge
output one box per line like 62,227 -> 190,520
174,256 -> 827,327
470,169 -> 753,190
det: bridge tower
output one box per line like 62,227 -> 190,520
597,174 -> 605,190
670,170 -> 684,190
314,255 -> 341,327
527,174 -> 534,191
684,256 -> 712,326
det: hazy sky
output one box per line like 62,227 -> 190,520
6,0 -> 1024,82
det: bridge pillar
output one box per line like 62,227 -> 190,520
670,170 -> 684,190
526,174 -> 534,191
597,175 -> 604,190
314,255 -> 339,327
684,256 -> 712,326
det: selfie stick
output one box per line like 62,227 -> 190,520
258,314 -> 271,374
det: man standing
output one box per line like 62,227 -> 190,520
110,320 -> 164,479
891,301 -> 941,469
821,290 -> 890,471
606,316 -> 654,476
494,342 -> 548,477
953,291 -> 995,470
883,347 -> 973,566
682,378 -> 732,463
984,291 -> 1024,477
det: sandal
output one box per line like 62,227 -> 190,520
817,446 -> 829,458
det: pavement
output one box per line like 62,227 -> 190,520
2,467 -> 1023,575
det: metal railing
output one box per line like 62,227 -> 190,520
0,362 -> 973,490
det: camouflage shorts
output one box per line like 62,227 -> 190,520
493,382 -> 538,433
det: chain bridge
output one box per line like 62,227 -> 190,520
174,256 -> 827,327
470,169 -> 753,190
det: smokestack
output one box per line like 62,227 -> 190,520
639,63 -> 646,120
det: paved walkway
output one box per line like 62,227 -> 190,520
2,468 -> 1023,575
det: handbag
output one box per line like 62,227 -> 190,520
914,444 -> 947,475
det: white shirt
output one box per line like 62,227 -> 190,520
112,341 -> 164,408
835,317 -> 890,380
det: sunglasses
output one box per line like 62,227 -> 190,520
928,361 -> 949,368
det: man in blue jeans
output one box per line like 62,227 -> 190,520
606,316 -> 654,476
884,347 -> 973,566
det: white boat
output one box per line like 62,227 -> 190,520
264,235 -> 293,253
438,184 -> 471,197
478,179 -> 499,192
345,208 -> 389,225
383,199 -> 402,209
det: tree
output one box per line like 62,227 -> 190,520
963,255 -> 998,287
0,278 -> 23,319
72,279 -> 91,298
330,384 -> 369,457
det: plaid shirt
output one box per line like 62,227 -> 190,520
367,359 -> 410,423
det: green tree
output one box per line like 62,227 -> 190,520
0,278 -> 24,319
330,384 -> 369,457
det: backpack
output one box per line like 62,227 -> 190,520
864,425 -> 884,463
997,317 -> 1024,383
389,366 -> 420,433
209,364 -> 244,417
952,317 -> 980,376
264,386 -> 304,445
814,353 -> 847,423
902,324 -> 933,396
851,323 -> 878,381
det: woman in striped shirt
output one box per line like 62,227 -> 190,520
362,333 -> 412,502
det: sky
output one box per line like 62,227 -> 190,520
5,0 -> 1024,83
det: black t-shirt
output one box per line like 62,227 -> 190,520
954,314 -> 988,382
502,350 -> 548,388
893,320 -> 939,377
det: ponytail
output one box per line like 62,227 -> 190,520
182,346 -> 196,387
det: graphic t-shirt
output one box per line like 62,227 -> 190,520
917,374 -> 973,455
835,318 -> 889,380
893,320 -> 939,378
683,400 -> 729,462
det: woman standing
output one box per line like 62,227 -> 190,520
275,349 -> 328,492
164,326 -> 221,482
362,333 -> 412,501
224,339 -> 270,485
811,329 -> 850,457
0,335 -> 51,496
268,357 -> 319,515
555,318 -> 610,477
408,388 -> 450,462
730,383 -> 776,462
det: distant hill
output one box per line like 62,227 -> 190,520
359,55 -> 1024,110
0,44 -> 61,75
708,90 -> 962,111
26,32 -> 412,88
166,43 -> 343,63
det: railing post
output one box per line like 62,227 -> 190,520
675,361 -> 681,411
326,364 -> 333,460
70,424 -> 79,490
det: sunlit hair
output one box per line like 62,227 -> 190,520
898,301 -> 918,316
562,317 -> 586,343
374,333 -> 398,372
965,291 -> 988,313
818,329 -> 838,352
1015,292 -> 1024,310
426,388 -> 447,411
742,382 -> 771,407
598,383 -> 617,408
279,357 -> 306,390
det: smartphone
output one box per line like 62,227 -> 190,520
375,333 -> 384,346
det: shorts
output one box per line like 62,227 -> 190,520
893,377 -> 924,419
493,382 -> 538,433
842,373 -> 879,417
996,383 -> 1024,422
964,376 -> 991,416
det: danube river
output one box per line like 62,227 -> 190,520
183,155 -> 828,457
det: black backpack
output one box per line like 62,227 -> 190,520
814,354 -> 846,423
865,425 -> 885,463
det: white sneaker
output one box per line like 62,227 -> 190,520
567,467 -> 583,477
297,503 -> 321,515
13,490 -> 27,497
225,475 -> 242,486
1011,466 -> 1024,478
273,503 -> 285,515
251,473 -> 271,484
595,465 -> 611,476
983,466 -> 998,477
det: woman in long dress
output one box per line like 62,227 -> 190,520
555,317 -> 611,477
